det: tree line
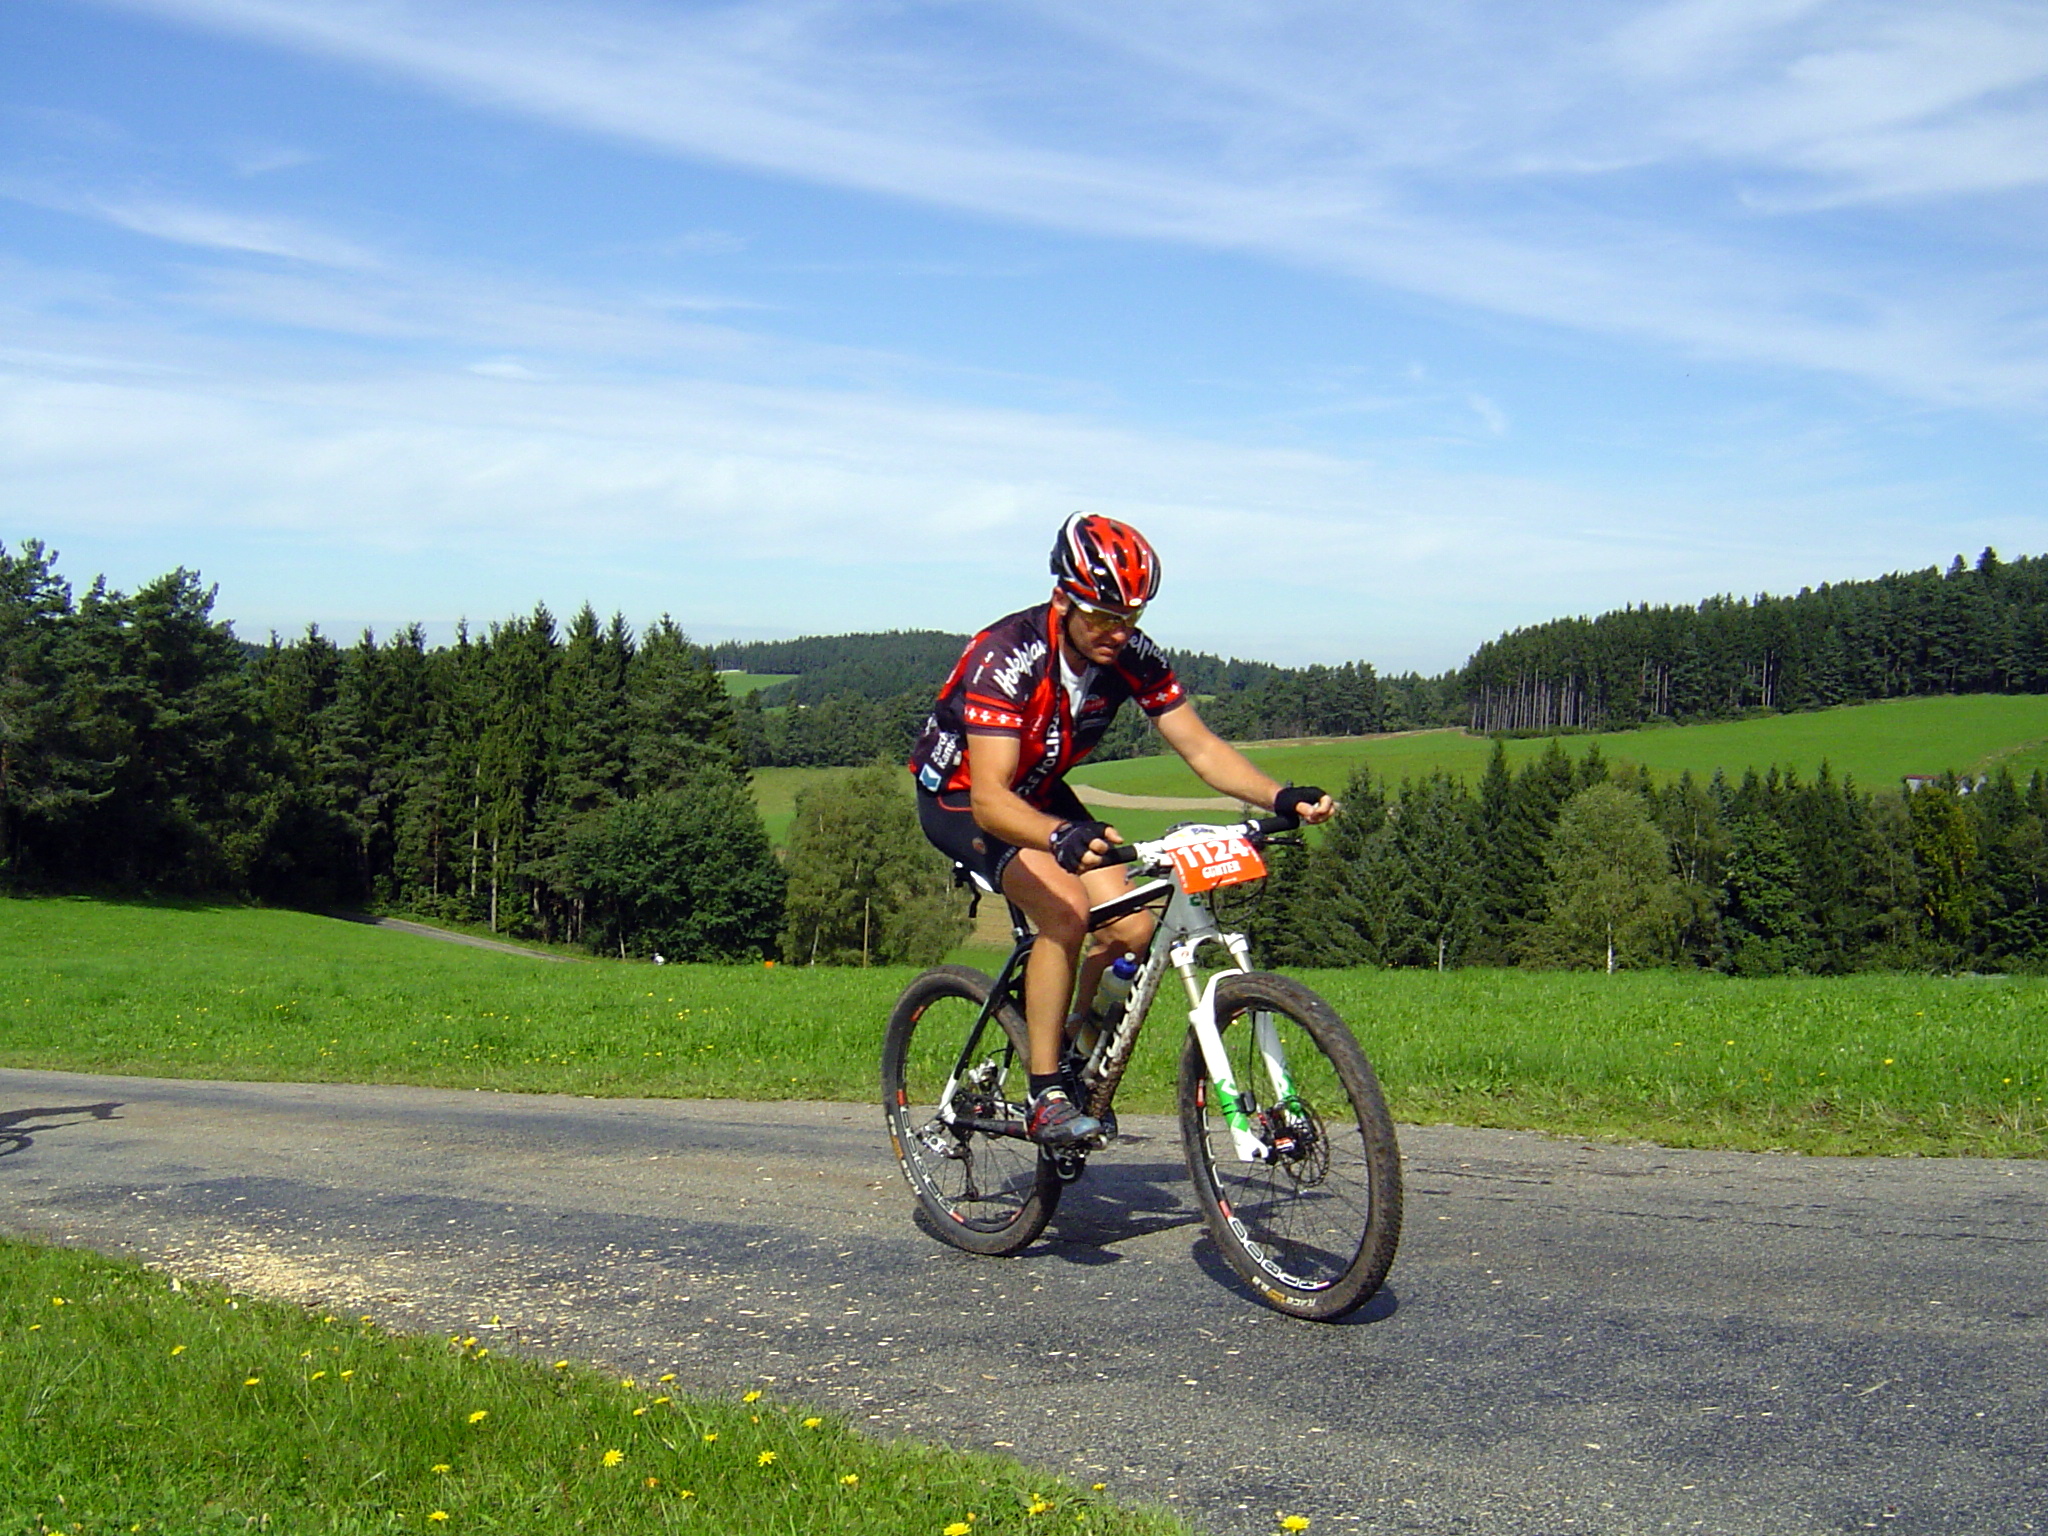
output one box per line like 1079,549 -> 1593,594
1462,548 -> 2048,733
720,634 -> 1465,770
8,535 -> 2046,973
1246,744 -> 2048,974
1,540 -> 782,959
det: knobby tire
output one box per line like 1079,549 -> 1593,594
1178,971 -> 1402,1321
882,964 -> 1060,1256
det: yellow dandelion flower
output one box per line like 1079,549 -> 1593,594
1028,1499 -> 1053,1515
658,1373 -> 677,1383
431,1464 -> 451,1475
51,1296 -> 66,1306
1090,1484 -> 1106,1492
758,1450 -> 777,1466
945,1523 -> 972,1536
602,1448 -> 625,1467
475,1348 -> 488,1359
633,1406 -> 648,1417
1280,1516 -> 1311,1532
653,1396 -> 672,1405
427,1513 -> 449,1524
243,1377 -> 261,1387
743,1389 -> 763,1403
27,1323 -> 40,1331
645,1476 -> 660,1489
553,1360 -> 570,1369
467,1410 -> 488,1424
340,1369 -> 354,1380
311,1370 -> 327,1381
170,1344 -> 186,1356
840,1474 -> 859,1487
679,1490 -> 696,1500
703,1432 -> 718,1443
621,1377 -> 635,1389
803,1417 -> 823,1428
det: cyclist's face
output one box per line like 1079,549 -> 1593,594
1058,594 -> 1140,663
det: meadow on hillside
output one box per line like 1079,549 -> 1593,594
1069,694 -> 2048,801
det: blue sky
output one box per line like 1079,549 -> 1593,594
5,0 -> 2047,671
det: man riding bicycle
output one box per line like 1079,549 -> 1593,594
908,513 -> 1335,1147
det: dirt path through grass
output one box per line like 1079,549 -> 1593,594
327,913 -> 576,961
2,1067 -> 2042,1536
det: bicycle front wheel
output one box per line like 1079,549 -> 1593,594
882,964 -> 1060,1256
1178,972 -> 1402,1320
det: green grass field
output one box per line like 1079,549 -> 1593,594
752,695 -> 2048,845
3,897 -> 2041,1157
0,1238 -> 1184,1535
718,671 -> 797,696
1068,694 -> 2048,812
748,764 -> 887,849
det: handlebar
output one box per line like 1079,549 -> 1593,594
1101,810 -> 1299,868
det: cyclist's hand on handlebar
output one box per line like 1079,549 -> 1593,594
1050,818 -> 1123,873
1272,784 -> 1336,827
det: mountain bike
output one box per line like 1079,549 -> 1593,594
881,813 -> 1402,1321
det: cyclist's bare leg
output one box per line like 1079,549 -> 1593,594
1002,856 -> 1156,1072
999,849 -> 1095,1076
1073,866 -> 1155,1016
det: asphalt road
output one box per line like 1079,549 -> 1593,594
0,1067 -> 2042,1536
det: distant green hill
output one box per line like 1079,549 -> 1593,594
1063,694 -> 2048,839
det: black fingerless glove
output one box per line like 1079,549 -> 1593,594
1049,819 -> 1110,873
1272,784 -> 1327,823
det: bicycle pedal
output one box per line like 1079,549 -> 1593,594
1051,1148 -> 1089,1183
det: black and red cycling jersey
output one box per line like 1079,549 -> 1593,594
908,603 -> 1186,806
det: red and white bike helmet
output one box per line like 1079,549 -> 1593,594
1050,513 -> 1162,613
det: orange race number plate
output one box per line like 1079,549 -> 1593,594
1168,835 -> 1268,894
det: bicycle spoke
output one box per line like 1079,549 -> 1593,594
883,966 -> 1059,1255
1180,973 -> 1402,1320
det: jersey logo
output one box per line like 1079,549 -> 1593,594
987,638 -> 1048,698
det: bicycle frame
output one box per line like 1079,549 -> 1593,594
942,818 -> 1301,1164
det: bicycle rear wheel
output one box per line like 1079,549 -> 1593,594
1178,972 -> 1402,1320
882,964 -> 1060,1256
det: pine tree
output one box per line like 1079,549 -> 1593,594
1381,771 -> 1481,970
1720,812 -> 1810,974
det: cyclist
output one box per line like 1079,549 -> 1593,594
909,513 -> 1335,1147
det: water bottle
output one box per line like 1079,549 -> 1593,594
1090,953 -> 1141,1034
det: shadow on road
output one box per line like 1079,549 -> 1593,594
0,1101 -> 123,1159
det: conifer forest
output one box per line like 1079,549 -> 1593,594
3,537 -> 2045,971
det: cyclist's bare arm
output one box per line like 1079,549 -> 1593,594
965,731 -> 1121,866
1153,702 -> 1336,824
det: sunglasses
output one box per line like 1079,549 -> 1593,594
1069,599 -> 1145,632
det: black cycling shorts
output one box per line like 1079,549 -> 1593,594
916,781 -> 1092,894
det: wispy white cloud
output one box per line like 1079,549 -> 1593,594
3,178 -> 381,267
0,287 -> 1974,667
83,0 -> 2048,407
227,143 -> 318,177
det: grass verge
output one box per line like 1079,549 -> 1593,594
2,896 -> 2042,1157
0,1238 -> 1186,1534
